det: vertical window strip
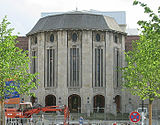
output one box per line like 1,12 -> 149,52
113,48 -> 119,88
50,49 -> 52,87
73,48 -> 76,86
117,49 -> 119,87
75,48 -> 77,86
114,48 -> 117,88
95,48 -> 103,87
95,49 -> 97,87
47,50 -> 49,87
70,48 -> 72,87
32,51 -> 36,83
32,51 -> 36,74
77,48 -> 79,86
70,48 -> 80,87
48,49 -> 51,87
101,49 -> 103,87
98,49 -> 100,87
53,49 -> 55,87
47,49 -> 55,87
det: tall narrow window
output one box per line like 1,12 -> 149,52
95,48 -> 103,87
114,48 -> 119,87
116,49 -> 119,87
70,48 -> 79,87
32,51 -> 36,74
35,36 -> 37,44
47,49 -> 55,87
32,51 -> 37,83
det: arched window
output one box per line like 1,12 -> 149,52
34,36 -> 37,44
114,35 -> 118,43
96,34 -> 100,42
45,94 -> 56,106
93,95 -> 105,113
115,95 -> 121,113
68,94 -> 81,113
50,34 -> 54,42
72,33 -> 78,42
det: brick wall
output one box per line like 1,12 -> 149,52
125,35 -> 140,52
16,36 -> 28,50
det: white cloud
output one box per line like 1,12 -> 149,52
0,0 -> 159,35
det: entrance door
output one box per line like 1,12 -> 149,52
93,95 -> 105,113
68,94 -> 81,113
45,94 -> 56,106
115,95 -> 121,113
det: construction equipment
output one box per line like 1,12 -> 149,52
5,102 -> 70,125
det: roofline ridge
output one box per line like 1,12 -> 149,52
40,11 -> 103,19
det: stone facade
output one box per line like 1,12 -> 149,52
26,11 -> 130,114
17,33 -> 160,114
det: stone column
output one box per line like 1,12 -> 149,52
37,33 -> 45,106
81,31 -> 93,113
105,32 -> 115,113
57,31 -> 68,105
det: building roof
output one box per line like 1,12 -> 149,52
41,10 -> 126,25
27,11 -> 125,36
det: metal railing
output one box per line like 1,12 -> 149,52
5,118 -> 33,125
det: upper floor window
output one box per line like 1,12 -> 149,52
114,48 -> 120,87
96,34 -> 100,42
31,51 -> 37,83
32,51 -> 36,74
50,34 -> 54,42
47,49 -> 55,87
95,48 -> 103,87
114,35 -> 118,43
70,48 -> 79,87
119,34 -> 122,43
72,33 -> 78,42
34,36 -> 37,44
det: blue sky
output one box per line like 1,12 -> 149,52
0,0 -> 159,36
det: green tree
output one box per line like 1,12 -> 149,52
122,1 -> 160,125
0,17 -> 37,125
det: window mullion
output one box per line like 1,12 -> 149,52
99,49 -> 101,87
95,48 -> 97,87
75,48 -> 77,87
52,49 -> 54,87
77,48 -> 79,87
101,49 -> 103,87
117,49 -> 119,87
47,49 -> 49,87
71,48 -> 73,87
49,49 -> 51,87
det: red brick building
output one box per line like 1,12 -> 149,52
16,36 -> 28,51
125,35 -> 139,52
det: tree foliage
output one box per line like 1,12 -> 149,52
122,0 -> 160,101
0,16 -> 38,100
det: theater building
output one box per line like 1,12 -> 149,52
27,11 -> 127,114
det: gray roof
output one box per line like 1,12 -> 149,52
27,11 -> 124,35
